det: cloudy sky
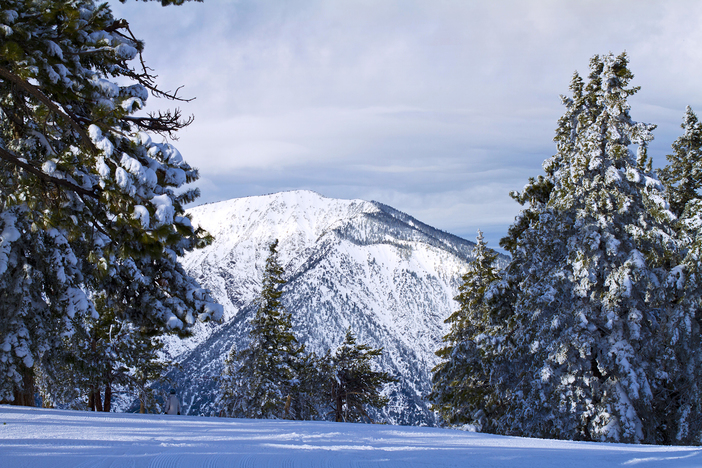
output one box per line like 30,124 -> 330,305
110,0 -> 702,251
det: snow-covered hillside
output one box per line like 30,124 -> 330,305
162,190 -> 502,424
2,406 -> 699,468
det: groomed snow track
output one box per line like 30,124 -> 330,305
1,406 -> 700,467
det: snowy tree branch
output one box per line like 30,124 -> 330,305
0,145 -> 100,199
123,110 -> 194,137
0,67 -> 97,153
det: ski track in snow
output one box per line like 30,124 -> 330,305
1,407 -> 701,467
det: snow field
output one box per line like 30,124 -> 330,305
1,406 -> 700,467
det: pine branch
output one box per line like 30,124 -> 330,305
0,145 -> 100,199
0,67 -> 98,153
106,21 -> 194,103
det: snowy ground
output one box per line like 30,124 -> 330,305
1,406 -> 700,467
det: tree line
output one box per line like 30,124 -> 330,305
430,53 -> 702,445
217,240 -> 396,423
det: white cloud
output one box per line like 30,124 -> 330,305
110,0 -> 702,243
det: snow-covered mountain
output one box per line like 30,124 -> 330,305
166,190 -> 504,425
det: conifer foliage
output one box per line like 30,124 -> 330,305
429,231 -> 503,429
218,241 -> 396,422
433,53 -> 702,445
499,52 -> 676,443
218,240 -> 304,419
326,328 -> 397,423
658,107 -> 702,444
37,295 -> 171,412
0,0 -> 222,404
659,106 -> 702,219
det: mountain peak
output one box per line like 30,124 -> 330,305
187,190 -> 379,252
171,191 -> 483,425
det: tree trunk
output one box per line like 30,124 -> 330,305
138,381 -> 148,413
89,385 -> 103,412
88,337 -> 100,411
94,387 -> 103,412
334,384 -> 344,422
12,365 -> 35,406
284,394 -> 292,419
103,383 -> 112,412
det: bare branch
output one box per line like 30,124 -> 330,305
104,19 -> 129,33
109,22 -> 194,102
122,109 -> 194,137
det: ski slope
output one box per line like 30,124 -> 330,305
0,406 -> 699,467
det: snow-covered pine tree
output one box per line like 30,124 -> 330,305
493,53 -> 681,443
464,71 -> 593,436
659,106 -> 702,219
654,108 -> 702,444
33,298 -> 110,411
326,328 -> 396,423
86,295 -> 173,414
430,231 -> 503,430
0,1 -> 222,403
121,324 -> 170,414
488,61 -> 598,439
218,240 -> 304,419
659,197 -> 702,445
68,296 -> 128,412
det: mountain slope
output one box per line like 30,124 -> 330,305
167,190 -> 502,424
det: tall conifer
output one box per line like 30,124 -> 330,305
659,107 -> 702,219
0,0 -> 221,403
430,231 -> 502,429
326,328 -> 396,423
475,53 -> 684,443
218,240 -> 304,419
656,107 -> 702,444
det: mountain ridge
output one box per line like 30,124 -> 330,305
165,190 -> 506,424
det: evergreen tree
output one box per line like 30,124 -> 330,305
654,111 -> 702,443
289,350 -> 329,421
654,106 -> 702,444
429,231 -> 503,429
477,53 -> 685,443
326,328 -> 396,423
0,0 -> 222,403
659,106 -> 702,219
218,240 -> 304,419
658,198 -> 702,444
36,295 -> 170,412
125,331 -> 170,414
